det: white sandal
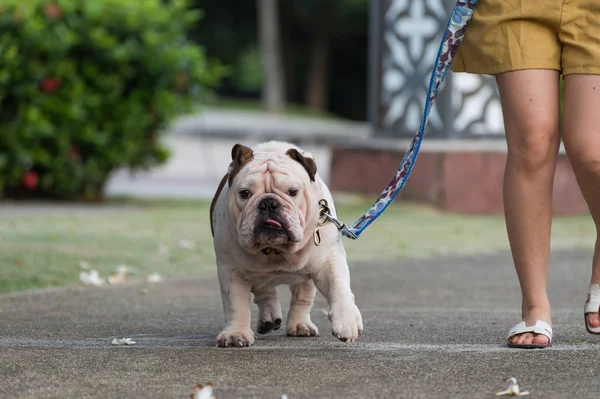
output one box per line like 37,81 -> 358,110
506,320 -> 553,349
584,284 -> 600,335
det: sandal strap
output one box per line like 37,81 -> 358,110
584,284 -> 600,314
507,320 -> 553,341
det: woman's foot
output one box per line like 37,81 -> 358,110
507,304 -> 552,347
584,284 -> 600,334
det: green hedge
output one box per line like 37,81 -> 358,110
0,0 -> 225,200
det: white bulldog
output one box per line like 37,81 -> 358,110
210,141 -> 363,347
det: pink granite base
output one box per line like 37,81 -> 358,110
330,147 -> 588,215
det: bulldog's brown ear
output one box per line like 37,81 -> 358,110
228,144 -> 254,185
286,148 -> 317,182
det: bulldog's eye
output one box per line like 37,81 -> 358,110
288,189 -> 298,197
239,189 -> 251,199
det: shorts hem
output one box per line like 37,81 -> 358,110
562,68 -> 600,76
452,61 -> 561,76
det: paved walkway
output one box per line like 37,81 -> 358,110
104,135 -> 333,200
2,250 -> 599,398
170,109 -> 370,144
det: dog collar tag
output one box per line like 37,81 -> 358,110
313,227 -> 322,246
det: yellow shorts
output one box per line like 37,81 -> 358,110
452,0 -> 600,76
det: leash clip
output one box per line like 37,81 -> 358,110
314,199 -> 357,244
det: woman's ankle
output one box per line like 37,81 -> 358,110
520,302 -> 551,324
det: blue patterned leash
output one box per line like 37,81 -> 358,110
321,0 -> 479,240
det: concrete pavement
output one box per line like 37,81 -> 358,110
2,250 -> 600,398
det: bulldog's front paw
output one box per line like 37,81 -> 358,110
328,303 -> 363,343
216,326 -> 256,348
286,318 -> 320,337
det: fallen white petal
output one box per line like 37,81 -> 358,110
115,265 -> 134,275
158,244 -> 169,255
107,272 -> 127,285
146,273 -> 162,283
111,337 -> 136,346
496,391 -> 530,397
107,265 -> 136,285
179,239 -> 195,250
79,261 -> 91,270
496,377 -> 530,396
192,383 -> 217,399
79,270 -> 105,286
196,386 -> 214,399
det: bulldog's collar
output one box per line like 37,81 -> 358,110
261,247 -> 282,255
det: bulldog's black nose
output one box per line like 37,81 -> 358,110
259,198 -> 279,211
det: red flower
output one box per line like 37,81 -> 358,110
43,3 -> 62,19
22,171 -> 38,190
40,78 -> 61,93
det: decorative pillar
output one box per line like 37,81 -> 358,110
369,0 -> 505,139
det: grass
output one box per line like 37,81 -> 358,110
0,197 -> 595,295
567,334 -> 591,346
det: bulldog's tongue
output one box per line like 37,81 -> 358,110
265,219 -> 282,228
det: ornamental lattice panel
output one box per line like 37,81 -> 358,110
370,0 -> 505,138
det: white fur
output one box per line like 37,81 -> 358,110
212,141 -> 363,347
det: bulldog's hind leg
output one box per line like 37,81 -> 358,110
216,266 -> 256,348
252,286 -> 283,334
286,279 -> 319,337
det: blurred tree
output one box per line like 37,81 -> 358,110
257,0 -> 286,113
188,0 -> 368,120
284,0 -> 367,115
232,46 -> 263,93
291,0 -> 336,112
0,0 -> 225,200
188,0 -> 260,97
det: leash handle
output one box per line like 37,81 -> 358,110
339,0 -> 478,240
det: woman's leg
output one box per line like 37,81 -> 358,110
561,74 -> 600,328
496,69 -> 561,346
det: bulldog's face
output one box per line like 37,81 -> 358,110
226,142 -> 320,254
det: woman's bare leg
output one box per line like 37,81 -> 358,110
562,74 -> 600,329
496,69 -> 561,346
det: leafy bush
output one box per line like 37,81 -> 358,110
0,0 -> 225,200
